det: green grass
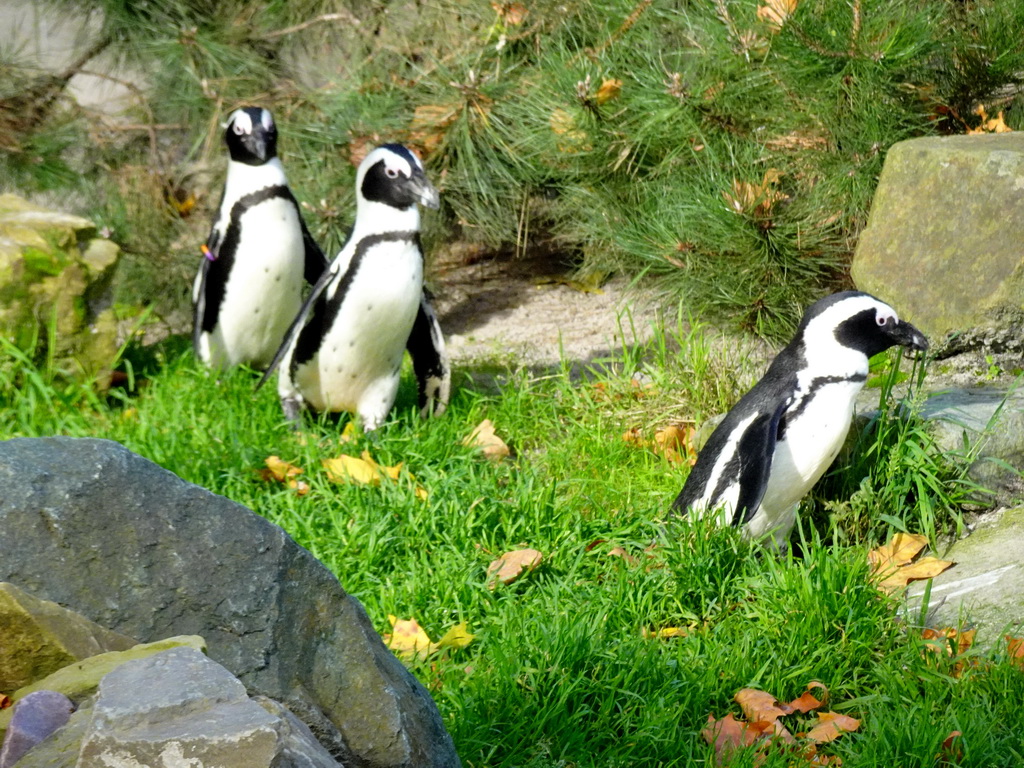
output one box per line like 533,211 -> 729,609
2,319 -> 1023,767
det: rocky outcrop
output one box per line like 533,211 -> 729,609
909,506 -> 1024,640
77,647 -> 340,768
0,437 -> 461,768
919,388 -> 1024,506
851,134 -> 1024,365
0,582 -> 135,692
0,194 -> 122,381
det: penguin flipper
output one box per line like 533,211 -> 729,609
732,399 -> 788,526
255,259 -> 339,391
299,215 -> 329,284
406,291 -> 450,418
192,229 -> 222,358
192,255 -> 211,357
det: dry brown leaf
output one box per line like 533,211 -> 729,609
805,712 -> 860,744
487,548 -> 543,587
922,627 -> 976,656
702,713 -> 774,764
757,0 -> 798,31
788,681 -> 827,713
1006,635 -> 1024,667
595,78 -> 623,105
868,532 -> 928,570
463,419 -> 510,461
869,534 -> 953,592
0,693 -> 11,710
723,169 -> 786,218
877,556 -> 954,592
734,689 -> 797,743
607,546 -> 639,566
937,730 -> 963,766
654,423 -> 697,466
492,1 -> 527,25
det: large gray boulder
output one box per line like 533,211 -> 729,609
0,437 -> 461,768
851,134 -> 1024,352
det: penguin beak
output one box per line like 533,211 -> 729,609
407,171 -> 440,210
886,320 -> 929,354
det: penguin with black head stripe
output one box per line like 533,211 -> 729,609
193,106 -> 328,370
672,291 -> 929,550
258,143 -> 450,431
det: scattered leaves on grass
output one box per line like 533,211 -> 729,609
258,456 -> 310,495
921,627 -> 978,677
703,682 -> 855,766
322,450 -> 427,499
463,419 -> 510,462
408,103 -> 461,158
487,548 -> 543,588
757,0 -> 798,31
607,546 -> 638,566
384,616 -> 475,661
868,533 -> 954,592
622,422 -> 696,465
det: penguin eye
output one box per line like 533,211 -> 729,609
232,122 -> 246,136
876,314 -> 889,327
385,167 -> 399,179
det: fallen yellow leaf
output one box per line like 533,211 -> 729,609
263,455 -> 303,483
595,78 -> 623,105
384,615 -> 434,661
322,454 -> 381,485
487,548 -> 543,588
433,622 -> 475,652
643,625 -> 690,639
463,419 -> 511,462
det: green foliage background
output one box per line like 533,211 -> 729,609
3,0 -> 1023,337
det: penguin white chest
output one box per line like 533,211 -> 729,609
761,378 -> 862,514
298,239 -> 423,419
215,196 -> 305,368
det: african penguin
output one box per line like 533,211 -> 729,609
192,106 -> 328,370
672,291 -> 929,550
257,143 -> 450,431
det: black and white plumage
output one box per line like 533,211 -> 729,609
672,291 -> 929,550
258,143 -> 450,431
193,106 -> 327,370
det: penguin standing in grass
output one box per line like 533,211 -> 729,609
258,143 -> 450,431
193,106 -> 328,370
672,291 -> 929,550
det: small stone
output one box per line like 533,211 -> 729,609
0,691 -> 74,768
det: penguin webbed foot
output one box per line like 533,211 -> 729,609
280,396 -> 305,429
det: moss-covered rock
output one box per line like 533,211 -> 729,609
852,134 -> 1024,344
0,193 -> 122,382
0,582 -> 136,693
